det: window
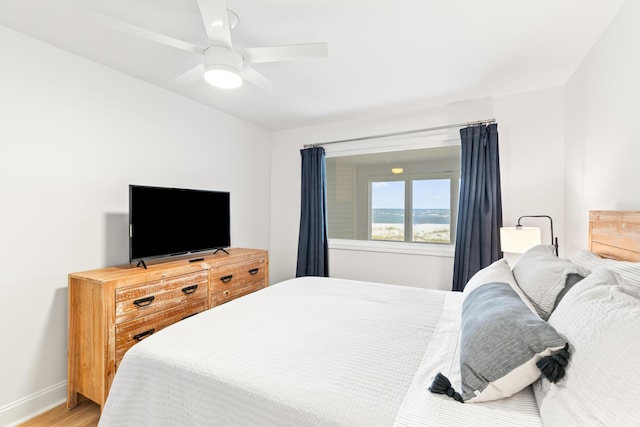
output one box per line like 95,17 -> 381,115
371,178 -> 453,243
371,180 -> 405,241
326,145 -> 460,247
411,179 -> 451,243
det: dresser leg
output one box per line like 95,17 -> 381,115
67,390 -> 78,409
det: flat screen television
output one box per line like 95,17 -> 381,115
129,185 -> 230,263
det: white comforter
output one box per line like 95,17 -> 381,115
99,277 -> 542,426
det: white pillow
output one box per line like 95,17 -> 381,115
572,249 -> 640,285
534,268 -> 640,426
462,258 -> 537,315
512,245 -> 589,320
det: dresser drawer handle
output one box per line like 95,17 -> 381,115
248,268 -> 259,275
133,296 -> 155,307
181,285 -> 198,295
220,275 -> 233,283
133,328 -> 155,341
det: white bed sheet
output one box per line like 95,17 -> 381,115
99,276 -> 543,427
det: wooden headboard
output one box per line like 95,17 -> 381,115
589,210 -> 640,261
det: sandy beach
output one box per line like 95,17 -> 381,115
371,223 -> 450,243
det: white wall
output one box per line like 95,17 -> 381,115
494,87 -> 566,265
270,89 -> 566,287
0,25 -> 270,424
564,0 -> 640,255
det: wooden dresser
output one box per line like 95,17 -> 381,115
67,248 -> 268,410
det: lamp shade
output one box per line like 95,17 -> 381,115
500,226 -> 541,253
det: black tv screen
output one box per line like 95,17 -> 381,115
129,185 -> 230,262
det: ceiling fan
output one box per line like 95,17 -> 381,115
99,0 -> 328,92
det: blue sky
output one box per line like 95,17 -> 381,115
371,179 -> 450,209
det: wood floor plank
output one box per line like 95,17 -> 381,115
17,399 -> 99,427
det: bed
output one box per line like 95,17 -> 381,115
98,210 -> 640,426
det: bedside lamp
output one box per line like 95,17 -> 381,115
500,215 -> 558,255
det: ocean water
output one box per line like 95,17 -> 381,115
372,208 -> 450,224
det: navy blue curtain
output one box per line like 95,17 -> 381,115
452,123 -> 503,291
296,146 -> 329,277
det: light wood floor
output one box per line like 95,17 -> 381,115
17,399 -> 100,427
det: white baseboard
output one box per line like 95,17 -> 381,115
0,381 -> 67,427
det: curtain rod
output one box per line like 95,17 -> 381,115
303,118 -> 496,148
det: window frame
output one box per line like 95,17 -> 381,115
324,133 -> 460,257
367,173 -> 457,244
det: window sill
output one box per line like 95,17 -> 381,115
328,239 -> 455,258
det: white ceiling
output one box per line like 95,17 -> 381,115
0,0 -> 626,130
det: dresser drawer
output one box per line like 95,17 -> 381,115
115,299 -> 207,363
210,258 -> 265,293
210,281 -> 263,306
115,271 -> 208,324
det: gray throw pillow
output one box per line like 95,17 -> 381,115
512,245 -> 589,320
429,282 -> 570,403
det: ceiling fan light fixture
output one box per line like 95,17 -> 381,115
204,46 -> 243,89
204,65 -> 242,89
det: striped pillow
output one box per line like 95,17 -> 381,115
571,249 -> 640,285
513,245 -> 589,320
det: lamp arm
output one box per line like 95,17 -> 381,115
516,215 -> 558,255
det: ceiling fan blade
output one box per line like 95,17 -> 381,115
96,13 -> 205,55
243,42 -> 328,64
196,0 -> 232,48
242,65 -> 281,94
175,64 -> 205,84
